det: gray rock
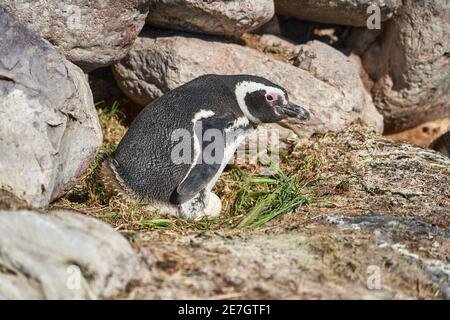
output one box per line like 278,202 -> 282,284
0,9 -> 102,209
345,28 -> 382,57
113,31 -> 383,138
359,0 -> 450,133
274,0 -> 401,26
293,40 -> 383,133
2,0 -> 150,71
146,0 -> 274,37
0,210 -> 143,299
255,15 -> 281,36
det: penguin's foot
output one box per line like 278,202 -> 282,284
144,194 -> 222,220
196,193 -> 222,220
145,201 -> 180,217
177,192 -> 222,220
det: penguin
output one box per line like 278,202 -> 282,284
101,74 -> 310,219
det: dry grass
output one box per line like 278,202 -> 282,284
241,33 -> 297,64
52,101 -> 320,233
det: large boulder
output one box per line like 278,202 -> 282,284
146,0 -> 274,37
1,0 -> 150,71
353,0 -> 450,133
0,210 -> 144,299
113,31 -> 383,138
274,0 -> 401,27
293,40 -> 383,133
0,9 -> 102,209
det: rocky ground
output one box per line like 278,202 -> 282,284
129,126 -> 450,299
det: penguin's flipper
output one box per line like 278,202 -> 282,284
175,162 -> 221,200
171,112 -> 235,204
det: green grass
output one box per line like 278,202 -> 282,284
95,100 -> 122,120
140,217 -> 174,230
224,165 -> 311,228
96,211 -> 121,219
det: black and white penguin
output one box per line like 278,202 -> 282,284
101,74 -> 310,219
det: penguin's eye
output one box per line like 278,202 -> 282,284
266,94 -> 274,102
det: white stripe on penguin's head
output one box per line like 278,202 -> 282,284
234,81 -> 286,124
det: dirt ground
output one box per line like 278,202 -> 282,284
122,126 -> 449,300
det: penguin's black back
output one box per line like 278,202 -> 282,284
112,74 -> 251,202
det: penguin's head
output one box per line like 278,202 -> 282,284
234,77 -> 310,125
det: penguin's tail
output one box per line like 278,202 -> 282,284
100,157 -> 136,201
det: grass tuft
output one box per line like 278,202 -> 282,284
222,165 -> 311,228
140,218 -> 174,230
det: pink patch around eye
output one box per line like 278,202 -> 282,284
266,92 -> 278,101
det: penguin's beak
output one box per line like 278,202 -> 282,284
276,103 -> 310,121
